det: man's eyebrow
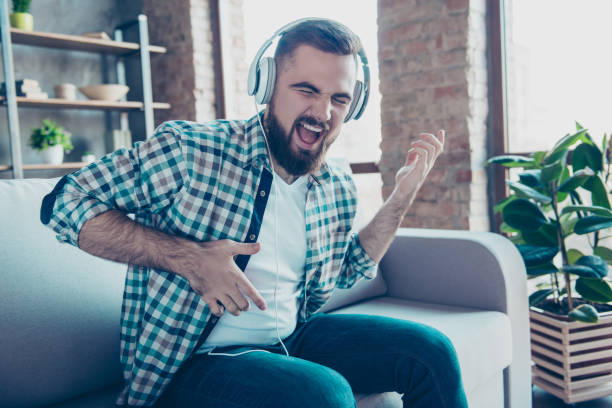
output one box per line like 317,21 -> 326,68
290,82 -> 352,100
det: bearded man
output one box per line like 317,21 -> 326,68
42,18 -> 467,408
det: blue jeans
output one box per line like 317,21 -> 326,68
156,313 -> 468,408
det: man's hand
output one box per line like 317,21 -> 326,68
393,130 -> 445,204
181,239 -> 267,317
79,211 -> 266,318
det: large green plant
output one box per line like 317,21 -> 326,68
28,118 -> 73,152
12,0 -> 31,13
486,123 -> 612,322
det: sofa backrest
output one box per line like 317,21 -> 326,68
0,178 -> 126,407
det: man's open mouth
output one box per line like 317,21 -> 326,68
295,120 -> 325,149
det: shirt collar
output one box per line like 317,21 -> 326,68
242,112 -> 332,185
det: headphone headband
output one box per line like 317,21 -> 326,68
247,18 -> 370,122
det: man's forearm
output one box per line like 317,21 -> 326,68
78,210 -> 197,277
358,190 -> 415,264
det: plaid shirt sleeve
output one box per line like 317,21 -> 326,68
43,122 -> 189,247
334,174 -> 378,289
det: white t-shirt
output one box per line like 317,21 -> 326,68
199,172 -> 309,352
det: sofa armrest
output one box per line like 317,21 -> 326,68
379,227 -> 531,408
380,228 -> 525,312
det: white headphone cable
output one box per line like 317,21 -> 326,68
255,102 -> 290,357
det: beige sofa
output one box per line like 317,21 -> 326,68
0,178 -> 532,407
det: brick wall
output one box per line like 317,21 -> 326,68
143,0 -> 247,124
378,0 -> 490,231
142,0 -> 199,124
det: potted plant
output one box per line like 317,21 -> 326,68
81,150 -> 95,164
29,118 -> 73,165
486,123 -> 612,404
9,0 -> 33,31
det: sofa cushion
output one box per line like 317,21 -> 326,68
330,296 -> 512,396
0,179 -> 126,407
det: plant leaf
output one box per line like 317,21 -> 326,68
561,215 -> 579,236
485,155 -> 535,168
527,261 -> 558,277
517,245 -> 559,267
583,176 -> 611,209
532,151 -> 547,166
529,289 -> 554,307
594,247 -> 612,265
502,199 -> 550,231
548,128 -> 588,162
575,278 -> 612,303
519,170 -> 543,188
568,304 -> 599,323
507,181 -> 552,203
500,222 -> 520,234
522,223 -> 559,247
562,255 -> 609,278
567,249 -> 584,265
561,205 -> 612,218
494,196 -> 518,214
558,168 -> 595,193
541,160 -> 564,183
572,143 -> 603,173
557,167 -> 572,203
574,216 -> 612,235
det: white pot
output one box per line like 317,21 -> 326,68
81,154 -> 95,164
42,145 -> 64,165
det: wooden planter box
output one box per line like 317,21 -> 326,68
530,308 -> 612,404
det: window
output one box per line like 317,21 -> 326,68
505,0 -> 611,153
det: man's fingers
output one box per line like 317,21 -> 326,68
404,149 -> 419,167
411,140 -> 435,160
218,294 -> 241,316
229,286 -> 251,311
237,275 -> 267,311
420,132 -> 443,149
203,296 -> 224,316
231,242 -> 261,256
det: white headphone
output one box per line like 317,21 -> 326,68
247,17 -> 370,122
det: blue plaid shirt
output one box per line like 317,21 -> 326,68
41,114 -> 378,406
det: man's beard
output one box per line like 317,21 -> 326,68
264,104 -> 328,176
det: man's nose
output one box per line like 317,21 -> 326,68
310,96 -> 332,124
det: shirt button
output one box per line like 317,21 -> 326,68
259,190 -> 266,197
249,234 -> 256,241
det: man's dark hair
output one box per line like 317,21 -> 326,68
274,18 -> 362,69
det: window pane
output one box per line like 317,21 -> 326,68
505,0 -> 612,153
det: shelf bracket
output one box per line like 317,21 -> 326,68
137,15 -> 154,139
0,0 -> 23,178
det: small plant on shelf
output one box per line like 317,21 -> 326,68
28,118 -> 72,152
12,0 -> 31,13
9,0 -> 33,30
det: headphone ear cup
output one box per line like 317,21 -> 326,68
255,57 -> 277,105
344,80 -> 364,122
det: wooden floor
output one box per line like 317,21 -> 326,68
534,386 -> 612,407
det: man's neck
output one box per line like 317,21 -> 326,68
270,156 -> 301,185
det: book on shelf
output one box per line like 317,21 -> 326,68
1,79 -> 45,98
1,79 -> 39,92
20,91 -> 49,99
